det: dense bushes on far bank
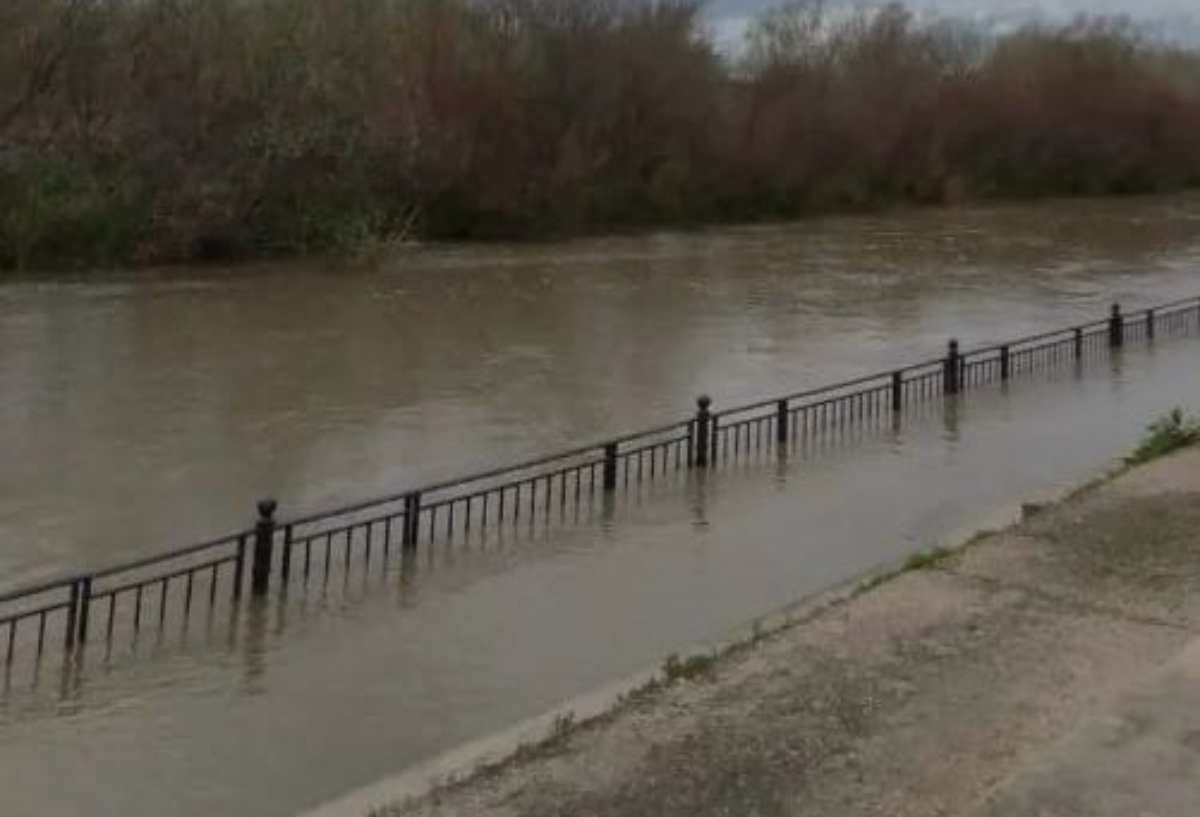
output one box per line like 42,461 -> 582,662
3,0 -> 1200,271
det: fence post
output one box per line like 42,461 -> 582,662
64,579 -> 80,649
1146,308 -> 1155,341
603,442 -> 618,491
776,399 -> 789,446
891,371 -> 903,413
402,492 -> 421,551
1074,327 -> 1083,360
694,395 -> 711,468
1000,344 -> 1010,381
77,575 -> 92,645
944,339 -> 960,396
251,499 -> 277,596
1109,303 -> 1124,349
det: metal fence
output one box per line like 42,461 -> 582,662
4,297 -> 1199,669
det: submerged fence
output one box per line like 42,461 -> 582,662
4,296 -> 1199,668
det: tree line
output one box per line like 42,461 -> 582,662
3,0 -> 1199,270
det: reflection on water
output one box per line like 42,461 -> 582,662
2,194 -> 1200,816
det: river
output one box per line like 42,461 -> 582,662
2,194 -> 1200,816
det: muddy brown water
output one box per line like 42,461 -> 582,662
2,194 -> 1200,816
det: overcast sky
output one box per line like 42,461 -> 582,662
707,0 -> 1199,19
706,0 -> 1200,49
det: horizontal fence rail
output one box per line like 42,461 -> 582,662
4,296 -> 1199,669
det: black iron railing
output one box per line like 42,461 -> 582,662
4,297 -> 1199,668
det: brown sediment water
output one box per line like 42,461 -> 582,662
2,194 -> 1200,816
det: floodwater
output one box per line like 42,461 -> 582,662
2,194 -> 1200,816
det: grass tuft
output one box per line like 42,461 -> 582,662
1126,408 -> 1200,465
903,547 -> 954,572
662,652 -> 717,682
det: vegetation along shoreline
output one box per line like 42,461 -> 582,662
3,0 -> 1200,271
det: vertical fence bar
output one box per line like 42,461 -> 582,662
944,339 -> 960,396
77,575 -> 93,645
603,443 -> 618,491
402,492 -> 421,551
1109,303 -> 1124,349
64,580 -> 80,649
1146,308 -> 1155,341
280,524 -> 294,583
694,396 -> 711,468
251,499 -> 277,597
1000,345 -> 1010,381
158,578 -> 169,628
233,534 -> 246,602
133,585 -> 143,632
1074,327 -> 1083,360
891,371 -> 903,413
776,399 -> 788,446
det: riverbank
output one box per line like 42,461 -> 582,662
342,443 -> 1200,817
4,0 -> 1200,271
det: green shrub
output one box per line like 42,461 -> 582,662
1127,409 -> 1200,465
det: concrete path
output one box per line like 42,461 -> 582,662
367,446 -> 1200,817
977,638 -> 1200,817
